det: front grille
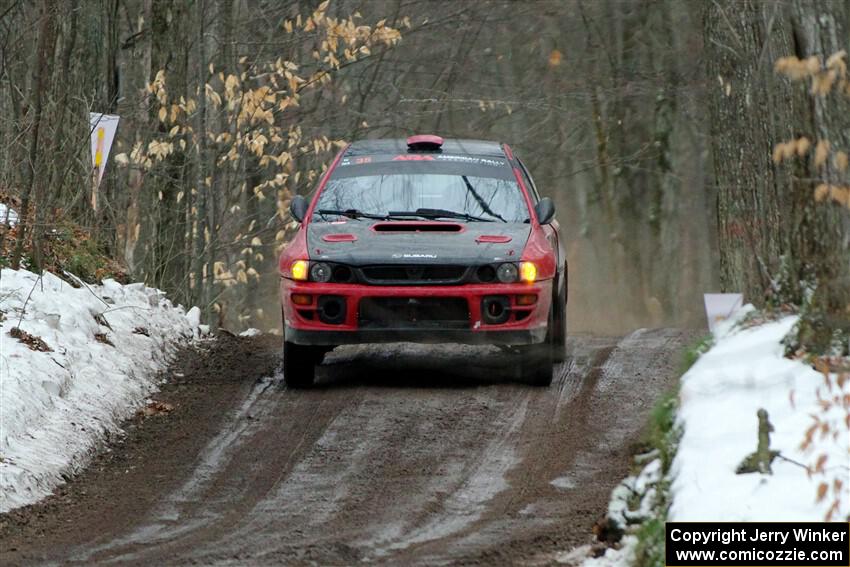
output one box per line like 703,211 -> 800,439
359,297 -> 469,329
358,265 -> 468,285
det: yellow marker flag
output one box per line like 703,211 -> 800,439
89,113 -> 120,211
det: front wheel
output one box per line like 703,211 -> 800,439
516,342 -> 553,386
551,278 -> 568,363
516,302 -> 558,386
283,340 -> 318,388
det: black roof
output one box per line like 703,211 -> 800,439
346,138 -> 506,158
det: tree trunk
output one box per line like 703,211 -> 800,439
11,1 -> 58,270
706,0 -> 850,350
123,0 -> 153,275
193,0 -> 213,316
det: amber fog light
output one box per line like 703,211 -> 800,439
516,294 -> 537,306
292,294 -> 312,306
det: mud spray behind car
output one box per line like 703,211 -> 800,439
278,135 -> 567,387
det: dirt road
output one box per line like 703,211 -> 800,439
0,329 -> 690,565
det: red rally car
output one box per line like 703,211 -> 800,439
278,135 -> 567,387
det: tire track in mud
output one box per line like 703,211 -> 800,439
73,374 -> 285,561
406,341 -> 618,566
82,383 -> 365,565
450,329 -> 685,566
0,330 -> 691,566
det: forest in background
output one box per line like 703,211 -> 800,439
0,0 -> 847,343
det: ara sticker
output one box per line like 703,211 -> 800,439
392,155 -> 435,161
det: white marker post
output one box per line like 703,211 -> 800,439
89,112 -> 120,212
703,293 -> 744,333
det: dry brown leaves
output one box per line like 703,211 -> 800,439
814,184 -> 850,208
94,332 -> 114,347
137,400 -> 176,418
93,313 -> 112,330
802,358 -> 850,521
9,327 -> 52,352
775,50 -> 849,96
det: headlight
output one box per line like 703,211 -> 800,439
290,260 -> 309,281
497,263 -> 518,283
310,262 -> 332,283
519,261 -> 537,283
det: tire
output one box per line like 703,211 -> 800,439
283,340 -> 317,388
517,342 -> 553,386
551,282 -> 568,363
518,304 -> 555,386
515,301 -> 557,386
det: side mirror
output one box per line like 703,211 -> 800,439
534,197 -> 555,225
290,195 -> 308,223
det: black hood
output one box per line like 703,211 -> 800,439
307,221 -> 530,265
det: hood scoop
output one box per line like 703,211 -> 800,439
372,221 -> 463,233
476,234 -> 512,244
322,233 -> 357,242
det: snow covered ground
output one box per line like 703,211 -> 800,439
566,453 -> 661,566
0,268 -> 199,512
670,309 -> 849,521
575,307 -> 849,566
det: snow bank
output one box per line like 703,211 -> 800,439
670,311 -> 850,521
571,536 -> 637,567
568,454 -> 662,566
0,268 -> 198,512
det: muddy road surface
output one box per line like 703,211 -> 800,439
1,329 -> 691,565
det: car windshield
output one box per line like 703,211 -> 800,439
312,174 -> 529,223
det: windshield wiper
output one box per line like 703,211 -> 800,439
387,208 -> 495,223
316,208 -> 391,221
461,176 -> 508,222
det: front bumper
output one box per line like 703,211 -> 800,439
280,280 -> 552,346
284,326 -> 545,346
